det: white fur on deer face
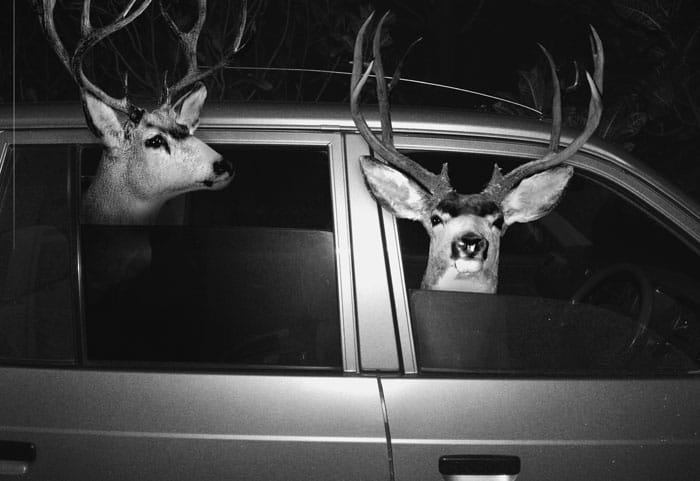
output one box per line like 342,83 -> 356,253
360,155 -> 573,293
81,83 -> 233,225
423,192 -> 504,293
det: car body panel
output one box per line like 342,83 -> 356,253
382,377 -> 700,480
0,368 -> 388,479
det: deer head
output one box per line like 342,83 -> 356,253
351,13 -> 604,293
31,0 -> 248,224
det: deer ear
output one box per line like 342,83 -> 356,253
82,92 -> 123,149
174,82 -> 207,132
502,166 -> 573,225
360,156 -> 430,220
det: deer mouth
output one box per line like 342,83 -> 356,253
202,173 -> 233,189
454,258 -> 483,274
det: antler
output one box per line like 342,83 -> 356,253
483,26 -> 604,202
30,0 -> 151,122
159,0 -> 248,106
351,12 -> 453,200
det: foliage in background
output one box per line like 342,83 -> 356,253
2,0 -> 699,200
496,0 -> 700,197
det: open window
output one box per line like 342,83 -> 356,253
80,144 -> 343,369
395,151 -> 700,375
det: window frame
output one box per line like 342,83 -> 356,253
0,128 -> 361,374
379,133 -> 700,375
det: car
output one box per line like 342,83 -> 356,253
1,101 -> 699,480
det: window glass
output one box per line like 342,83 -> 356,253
0,145 -> 76,362
81,144 -> 342,369
397,151 -> 700,375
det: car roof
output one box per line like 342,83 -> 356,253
2,101 -> 699,217
2,100 -> 540,132
0,100 -> 591,139
0,100 -> 651,166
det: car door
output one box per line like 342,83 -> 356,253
349,133 -> 700,481
0,126 -> 390,480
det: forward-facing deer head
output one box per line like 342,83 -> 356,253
32,0 -> 247,224
351,13 -> 604,293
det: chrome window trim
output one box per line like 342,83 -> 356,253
383,134 -> 700,375
0,137 -> 8,248
382,205 -> 417,374
344,134 -> 400,372
0,139 -> 8,176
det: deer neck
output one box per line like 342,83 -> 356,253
81,151 -> 166,225
427,268 -> 498,293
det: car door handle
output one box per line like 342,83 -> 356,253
439,455 -> 520,481
0,441 -> 36,476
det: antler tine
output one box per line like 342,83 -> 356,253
589,25 -> 604,94
484,31 -> 604,202
160,0 -> 248,106
539,45 -> 562,153
230,1 -> 249,55
388,35 -> 422,93
73,0 -> 151,119
159,0 -> 206,104
350,13 -> 451,197
373,12 -> 394,147
35,0 -> 150,119
33,0 -> 72,73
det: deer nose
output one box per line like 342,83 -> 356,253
213,159 -> 234,176
453,233 -> 488,259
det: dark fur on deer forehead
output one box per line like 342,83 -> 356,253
139,110 -> 191,139
435,192 -> 501,218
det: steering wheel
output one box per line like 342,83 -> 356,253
571,263 -> 654,356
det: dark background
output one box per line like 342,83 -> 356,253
2,0 -> 700,202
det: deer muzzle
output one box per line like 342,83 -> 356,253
452,233 -> 489,273
213,159 -> 234,176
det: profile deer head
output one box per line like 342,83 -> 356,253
351,13 -> 604,293
31,0 -> 248,224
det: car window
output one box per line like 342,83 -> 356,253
80,144 -> 342,369
0,145 -> 76,362
396,151 -> 700,375
0,142 -> 342,370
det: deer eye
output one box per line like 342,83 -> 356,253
493,216 -> 504,230
430,215 -> 443,227
145,134 -> 167,150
